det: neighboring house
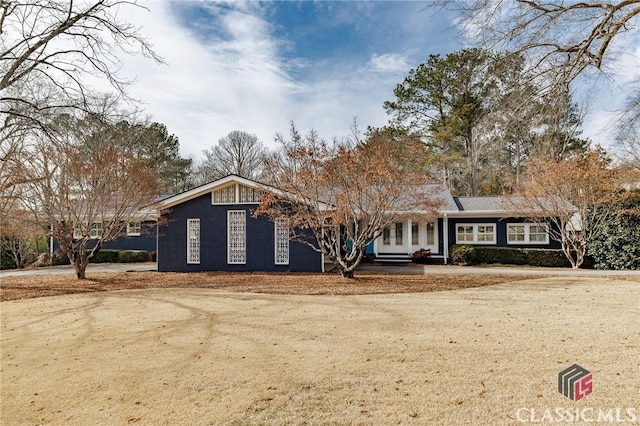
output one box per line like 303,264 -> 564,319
150,175 -> 563,272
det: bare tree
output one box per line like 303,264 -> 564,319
197,130 -> 267,182
0,0 -> 162,214
255,124 -> 441,278
440,0 -> 640,127
513,148 -> 628,268
22,111 -> 159,279
0,0 -> 161,111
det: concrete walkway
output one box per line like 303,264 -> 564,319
1,262 -> 639,278
0,262 -> 157,278
358,263 -> 640,276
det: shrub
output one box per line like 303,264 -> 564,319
589,210 -> 640,270
89,250 -> 119,263
449,245 -> 476,265
117,250 -> 150,263
454,246 -> 590,268
411,248 -> 432,264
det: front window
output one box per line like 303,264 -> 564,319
228,210 -> 246,264
426,222 -> 435,245
90,223 -> 103,239
127,222 -> 141,236
213,185 -> 236,204
382,227 -> 391,245
274,218 -> 289,265
187,219 -> 200,264
456,224 -> 496,244
507,223 -> 549,244
395,222 -> 403,245
411,223 -> 419,245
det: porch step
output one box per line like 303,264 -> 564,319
375,254 -> 412,263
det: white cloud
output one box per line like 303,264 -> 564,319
112,1 -> 406,158
368,53 -> 411,74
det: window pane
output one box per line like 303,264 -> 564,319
508,225 -> 525,242
457,225 -> 474,242
228,210 -> 246,264
274,218 -> 289,265
426,222 -> 435,245
187,219 -> 200,264
411,223 -> 419,245
395,222 -> 403,245
382,228 -> 390,245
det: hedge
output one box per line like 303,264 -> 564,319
51,249 -> 154,265
449,245 -> 594,268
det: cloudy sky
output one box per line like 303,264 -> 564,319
116,1 -> 640,159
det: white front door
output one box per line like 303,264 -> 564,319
380,222 -> 407,253
410,221 -> 438,253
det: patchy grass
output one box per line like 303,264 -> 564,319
0,271 -> 554,301
1,277 -> 638,425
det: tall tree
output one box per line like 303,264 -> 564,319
385,49 -> 537,195
513,148 -> 627,268
22,111 -> 158,279
255,123 -> 441,278
121,122 -> 193,195
197,130 -> 267,182
1,0 -> 162,213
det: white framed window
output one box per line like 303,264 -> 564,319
187,219 -> 200,264
274,218 -> 289,265
239,185 -> 262,203
90,223 -> 103,239
426,221 -> 436,246
127,222 -> 141,236
395,222 -> 403,245
228,210 -> 246,264
455,224 -> 496,244
507,223 -> 549,244
212,185 -> 236,204
382,227 -> 391,245
411,223 -> 419,245
73,223 -> 84,239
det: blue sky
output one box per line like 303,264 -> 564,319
117,1 -> 639,159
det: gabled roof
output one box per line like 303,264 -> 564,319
152,175 -> 274,210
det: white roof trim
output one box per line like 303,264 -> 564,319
152,175 -> 274,210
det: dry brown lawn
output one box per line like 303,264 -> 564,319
0,271 -> 550,302
1,272 -> 639,425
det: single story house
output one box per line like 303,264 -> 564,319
151,175 -> 563,272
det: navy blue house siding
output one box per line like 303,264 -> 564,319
158,194 -> 322,272
447,217 -> 562,250
52,221 -> 157,252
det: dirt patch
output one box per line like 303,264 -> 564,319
0,271 -> 555,301
1,277 -> 638,425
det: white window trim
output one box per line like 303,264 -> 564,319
212,184 -> 263,205
274,218 -> 289,265
187,218 -> 200,264
455,223 -> 496,245
127,222 -> 141,236
507,223 -> 549,245
90,223 -> 103,239
227,210 -> 247,264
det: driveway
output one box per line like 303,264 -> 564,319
0,262 -> 158,277
2,262 -> 638,278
